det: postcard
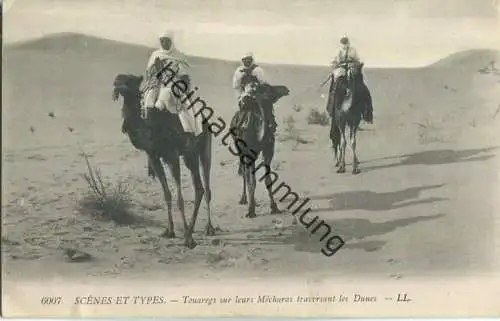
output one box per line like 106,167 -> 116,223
2,0 -> 500,317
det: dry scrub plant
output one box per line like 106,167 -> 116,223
78,151 -> 136,225
307,108 -> 330,126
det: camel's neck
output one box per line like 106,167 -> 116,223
122,93 -> 143,123
239,100 -> 267,149
120,93 -> 152,151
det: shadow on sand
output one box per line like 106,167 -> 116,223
308,184 -> 446,213
211,213 -> 445,254
364,147 -> 497,172
202,184 -> 447,253
292,214 -> 445,253
130,183 -> 449,255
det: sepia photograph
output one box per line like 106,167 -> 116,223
2,0 -> 500,317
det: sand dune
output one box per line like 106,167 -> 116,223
429,48 -> 500,70
2,33 -> 500,282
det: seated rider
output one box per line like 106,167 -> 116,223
330,36 -> 373,123
232,52 -> 278,133
142,30 -> 195,144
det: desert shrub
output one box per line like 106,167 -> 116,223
307,108 -> 329,126
283,115 -> 295,133
292,103 -> 303,113
280,116 -> 309,145
78,153 -> 136,225
416,119 -> 444,144
478,60 -> 499,75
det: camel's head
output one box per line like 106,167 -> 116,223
273,85 -> 290,100
112,74 -> 143,101
255,84 -> 290,105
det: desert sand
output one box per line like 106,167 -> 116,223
2,33 -> 500,284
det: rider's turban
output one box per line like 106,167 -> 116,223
159,30 -> 175,40
242,52 -> 254,59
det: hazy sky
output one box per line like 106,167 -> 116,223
4,0 -> 500,66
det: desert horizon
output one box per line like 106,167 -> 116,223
5,31 -> 500,70
3,0 -> 500,67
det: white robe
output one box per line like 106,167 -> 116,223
331,46 -> 361,81
143,45 -> 203,136
231,64 -> 267,107
145,47 -> 190,78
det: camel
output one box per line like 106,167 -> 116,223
229,82 -> 290,218
326,62 -> 372,174
112,73 -> 214,249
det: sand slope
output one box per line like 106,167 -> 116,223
2,33 -> 500,281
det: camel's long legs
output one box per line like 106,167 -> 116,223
349,125 -> 361,174
262,142 -> 281,214
149,155 -> 176,238
239,159 -> 248,205
167,156 -> 189,240
330,119 -> 341,167
337,121 -> 347,173
183,153 -> 205,249
245,162 -> 257,218
199,134 -> 216,236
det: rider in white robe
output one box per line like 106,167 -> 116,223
330,36 -> 373,123
232,52 -> 267,109
143,30 -> 203,136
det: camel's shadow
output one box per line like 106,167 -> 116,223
153,184 -> 447,248
308,184 -> 446,213
363,146 -> 497,173
203,213 -> 445,255
291,214 -> 444,254
125,179 -> 450,256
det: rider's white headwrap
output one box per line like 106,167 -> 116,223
242,52 -> 254,59
146,29 -> 189,74
340,34 -> 350,46
159,29 -> 175,40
